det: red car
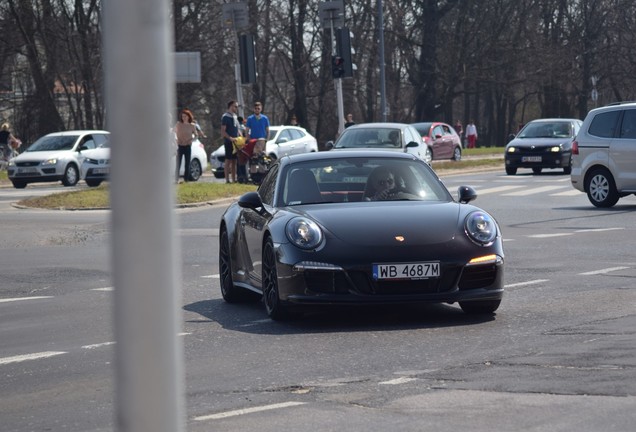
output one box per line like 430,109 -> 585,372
412,122 -> 463,161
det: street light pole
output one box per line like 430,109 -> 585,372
377,0 -> 387,122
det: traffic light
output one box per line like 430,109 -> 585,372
335,27 -> 353,78
239,34 -> 257,84
332,56 -> 345,79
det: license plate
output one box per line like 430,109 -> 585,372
17,167 -> 38,174
373,262 -> 440,280
522,156 -> 542,162
93,167 -> 109,174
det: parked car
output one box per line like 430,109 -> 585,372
7,130 -> 110,188
571,102 -> 636,207
325,123 -> 432,164
411,122 -> 463,161
79,138 -> 208,187
210,125 -> 318,179
504,118 -> 582,175
219,150 -> 504,320
80,140 -> 111,187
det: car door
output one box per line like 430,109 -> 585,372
614,109 -> 636,190
431,125 -> 447,159
274,128 -> 296,157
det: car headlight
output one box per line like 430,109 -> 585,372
549,145 -> 562,152
285,217 -> 323,250
464,211 -> 497,246
506,147 -> 516,153
42,158 -> 57,166
84,158 -> 98,165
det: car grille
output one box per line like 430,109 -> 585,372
457,263 -> 497,290
303,269 -> 460,295
15,161 -> 40,167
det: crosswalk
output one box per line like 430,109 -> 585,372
443,176 -> 584,197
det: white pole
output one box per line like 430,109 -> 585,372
102,1 -> 185,431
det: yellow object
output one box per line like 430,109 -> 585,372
233,136 -> 245,153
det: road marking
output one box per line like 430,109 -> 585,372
91,287 -> 113,291
201,274 -> 219,279
194,401 -> 306,421
528,233 -> 573,238
0,296 -> 53,303
82,342 -> 115,350
551,189 -> 584,196
380,377 -> 417,385
471,185 -> 524,195
575,227 -> 624,233
504,279 -> 549,288
580,267 -> 630,276
0,351 -> 67,365
502,185 -> 564,196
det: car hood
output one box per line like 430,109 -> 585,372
81,148 -> 110,159
507,137 -> 571,148
14,150 -> 76,161
293,201 -> 463,246
331,147 -> 406,152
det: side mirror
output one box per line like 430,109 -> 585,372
238,191 -> 263,210
276,137 -> 289,144
457,186 -> 477,204
325,141 -> 334,150
435,133 -> 443,139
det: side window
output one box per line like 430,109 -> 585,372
619,109 -> 636,139
289,129 -> 303,140
278,130 -> 293,142
94,134 -> 109,148
258,163 -> 278,205
588,111 -> 621,138
432,126 -> 443,138
81,136 -> 96,150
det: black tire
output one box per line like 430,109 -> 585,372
62,164 -> 79,186
532,167 -> 542,174
505,167 -> 517,175
452,146 -> 462,161
12,180 -> 27,189
219,229 -> 260,303
585,168 -> 619,208
85,179 -> 102,187
262,237 -> 292,320
563,165 -> 572,175
459,299 -> 501,314
213,171 -> 225,179
425,146 -> 433,162
189,158 -> 202,181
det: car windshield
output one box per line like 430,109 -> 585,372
334,128 -> 402,149
268,127 -> 280,140
279,156 -> 452,206
412,123 -> 433,136
26,135 -> 78,152
518,122 -> 573,139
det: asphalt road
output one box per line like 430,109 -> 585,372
1,169 -> 635,431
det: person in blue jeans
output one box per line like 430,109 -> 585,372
246,101 -> 270,156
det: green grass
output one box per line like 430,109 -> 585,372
15,182 -> 257,210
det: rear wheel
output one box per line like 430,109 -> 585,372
585,168 -> 619,208
459,299 -> 501,314
219,229 -> 260,303
62,164 -> 79,186
452,146 -> 462,161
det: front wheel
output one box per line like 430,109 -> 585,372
219,229 -> 259,303
505,166 -> 517,175
85,179 -> 102,187
459,299 -> 501,314
262,238 -> 293,320
532,167 -> 542,174
563,165 -> 572,175
12,180 -> 27,189
189,158 -> 202,181
62,164 -> 79,186
585,168 -> 619,208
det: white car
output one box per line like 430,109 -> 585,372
210,125 -> 318,178
8,130 -> 110,189
80,138 -> 208,187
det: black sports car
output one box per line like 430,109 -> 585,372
219,150 -> 504,320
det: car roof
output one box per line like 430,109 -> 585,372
44,130 -> 110,136
525,118 -> 581,123
343,122 -> 413,130
279,149 -> 418,166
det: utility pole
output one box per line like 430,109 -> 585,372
222,1 -> 250,118
320,1 -> 346,135
377,0 -> 387,122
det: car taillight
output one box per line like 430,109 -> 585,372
572,140 -> 579,155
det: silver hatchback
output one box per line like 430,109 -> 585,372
571,102 -> 636,207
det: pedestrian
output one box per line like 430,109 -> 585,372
454,120 -> 463,140
246,101 -> 270,155
221,100 -> 240,183
174,109 -> 197,183
466,119 -> 478,149
290,115 -> 299,126
0,122 -> 20,160
344,113 -> 356,128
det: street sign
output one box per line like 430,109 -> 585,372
174,52 -> 201,83
222,2 -> 249,30
319,0 -> 344,28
